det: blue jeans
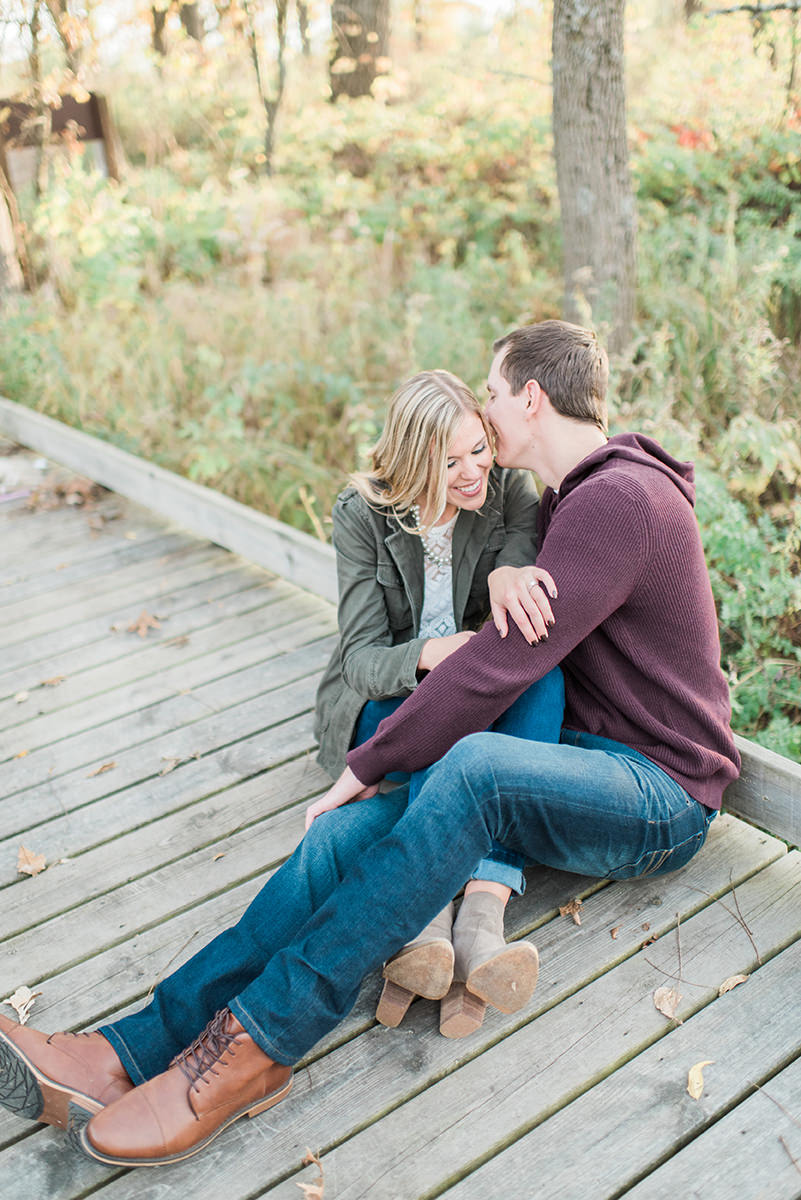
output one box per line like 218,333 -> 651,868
100,728 -> 714,1079
353,668 -> 565,893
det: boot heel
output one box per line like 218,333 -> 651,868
439,982 -> 486,1038
376,979 -> 416,1028
246,1075 -> 293,1118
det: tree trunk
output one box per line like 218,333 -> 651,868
179,2 -> 204,40
297,0 -> 311,55
330,0 -> 390,100
0,161 -> 26,300
152,6 -> 168,55
551,0 -> 636,353
243,0 -> 288,174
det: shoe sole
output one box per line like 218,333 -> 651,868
0,1030 -> 102,1130
76,1074 -> 293,1167
382,939 -> 454,1000
465,942 -> 539,1014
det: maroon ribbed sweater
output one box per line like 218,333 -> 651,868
347,434 -> 740,810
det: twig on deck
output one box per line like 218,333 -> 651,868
145,930 -> 200,1002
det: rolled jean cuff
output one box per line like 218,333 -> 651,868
470,856 -> 526,895
97,1023 -> 149,1087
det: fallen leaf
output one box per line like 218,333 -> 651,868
41,675 -> 66,688
128,610 -> 162,638
687,1059 -> 714,1099
17,845 -> 47,876
718,973 -> 748,996
159,756 -> 182,776
213,852 -> 226,862
653,985 -> 683,1022
560,898 -> 583,926
166,635 -> 190,648
14,749 -> 29,759
88,761 -> 117,778
642,933 -> 658,947
14,691 -> 29,704
296,1148 -> 325,1199
2,985 -> 42,1025
641,922 -> 651,931
610,925 -> 621,939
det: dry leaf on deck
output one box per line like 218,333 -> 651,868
610,925 -> 621,939
687,1059 -> 714,1099
2,985 -> 42,1025
41,675 -> 66,688
560,898 -> 583,926
296,1147 -> 325,1198
17,845 -> 47,876
13,749 -> 29,759
128,610 -> 161,638
88,761 -> 117,778
159,756 -> 182,776
718,974 -> 748,996
653,985 -> 682,1022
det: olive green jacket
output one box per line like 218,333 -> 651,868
314,466 -> 539,778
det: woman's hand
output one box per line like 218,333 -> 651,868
305,766 -> 379,830
417,630 -> 477,673
488,565 -> 558,644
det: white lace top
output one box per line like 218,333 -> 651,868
418,514 -> 458,640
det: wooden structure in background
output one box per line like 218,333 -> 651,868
0,400 -> 799,1199
0,92 -> 123,197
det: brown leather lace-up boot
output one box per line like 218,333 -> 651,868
0,1013 -> 133,1130
79,1008 -> 293,1166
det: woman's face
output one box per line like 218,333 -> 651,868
438,410 -> 493,521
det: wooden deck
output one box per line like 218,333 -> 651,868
1,436 -> 800,1200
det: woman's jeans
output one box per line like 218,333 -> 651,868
352,667 -> 566,893
100,728 -> 715,1082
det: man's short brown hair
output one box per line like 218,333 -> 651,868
493,320 -> 609,432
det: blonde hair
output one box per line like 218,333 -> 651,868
351,370 -> 491,530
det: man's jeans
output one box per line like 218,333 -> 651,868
353,667 -> 566,893
101,728 -> 715,1082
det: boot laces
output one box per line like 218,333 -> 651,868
171,1009 -> 239,1092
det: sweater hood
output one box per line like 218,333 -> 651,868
558,433 -> 695,507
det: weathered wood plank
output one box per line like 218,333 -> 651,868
0,587 -> 324,734
0,711 -> 319,877
0,569 -> 284,679
0,540 -> 234,633
14,820 -> 783,1200
262,845 -> 801,1200
0,397 -> 338,603
439,855 -> 801,1200
0,609 -> 335,754
0,654 -> 328,834
623,1053 -> 801,1199
0,577 -> 299,704
727,733 -> 801,849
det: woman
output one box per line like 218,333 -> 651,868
313,369 -> 565,1036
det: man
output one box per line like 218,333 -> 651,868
0,321 -> 739,1168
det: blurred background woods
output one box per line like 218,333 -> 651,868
0,0 -> 799,757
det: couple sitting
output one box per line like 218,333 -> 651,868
0,320 -> 740,1169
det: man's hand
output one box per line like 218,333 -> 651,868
417,630 -> 476,673
489,565 -> 557,644
305,766 -> 379,830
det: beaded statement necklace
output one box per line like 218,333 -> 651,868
410,504 -> 454,570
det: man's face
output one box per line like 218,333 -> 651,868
485,349 -> 531,469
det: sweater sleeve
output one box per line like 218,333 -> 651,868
347,473 -> 653,784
